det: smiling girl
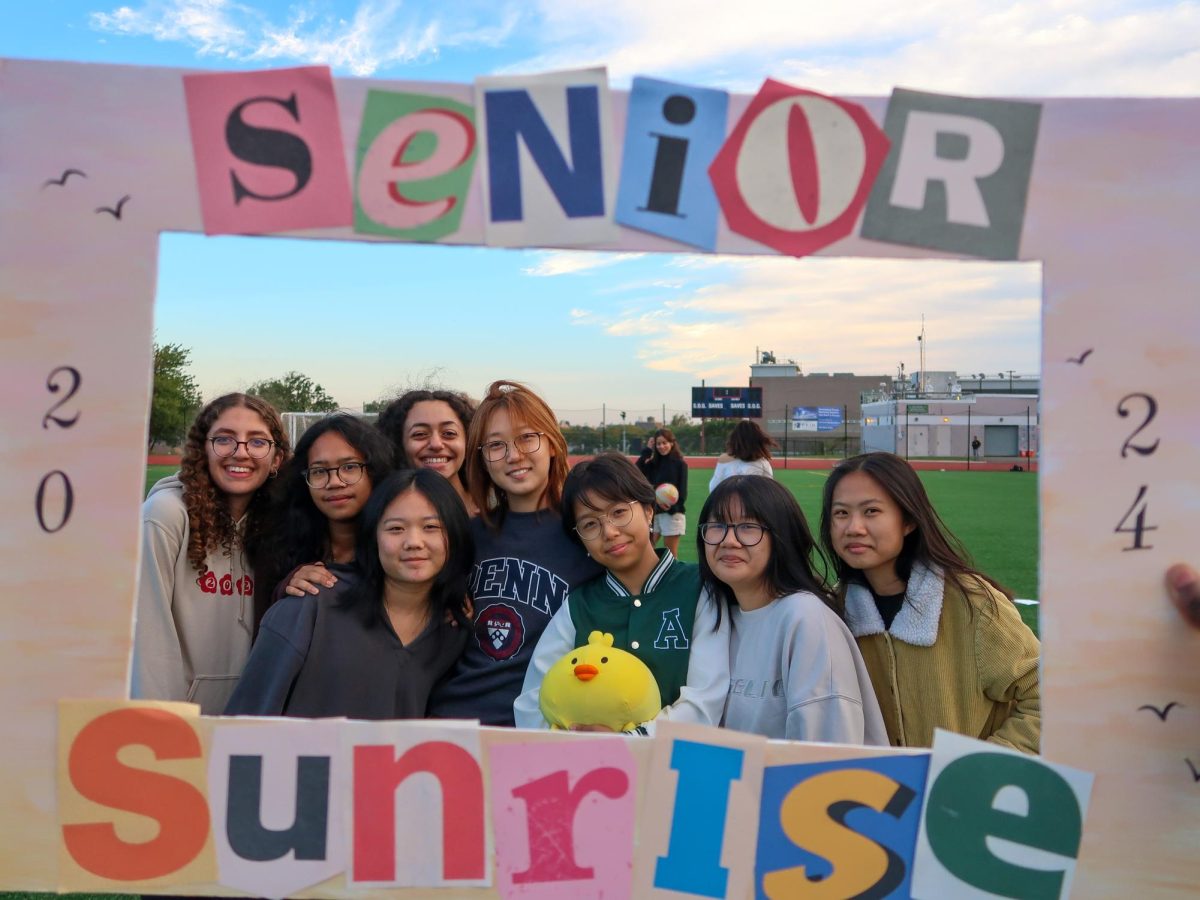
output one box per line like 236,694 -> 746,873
227,469 -> 472,718
820,452 -> 1041,753
515,452 -> 728,731
377,388 -> 476,514
700,476 -> 886,744
428,381 -> 601,725
131,393 -> 288,714
249,414 -> 395,626
637,427 -> 688,557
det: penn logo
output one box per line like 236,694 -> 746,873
474,603 -> 525,661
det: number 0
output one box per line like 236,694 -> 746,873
35,470 -> 74,533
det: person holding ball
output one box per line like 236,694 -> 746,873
637,426 -> 688,557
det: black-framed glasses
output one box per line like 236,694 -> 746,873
574,503 -> 636,541
699,522 -> 769,546
480,431 -> 545,462
209,436 -> 275,459
304,462 -> 367,489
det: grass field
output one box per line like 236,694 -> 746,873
144,463 -> 1039,631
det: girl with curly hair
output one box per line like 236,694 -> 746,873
249,413 -> 395,627
131,393 -> 288,714
376,388 -> 477,514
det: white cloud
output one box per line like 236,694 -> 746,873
514,0 -> 1200,95
521,250 -> 645,277
89,0 -> 520,74
574,257 -> 1042,384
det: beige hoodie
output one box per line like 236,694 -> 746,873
130,474 -> 254,714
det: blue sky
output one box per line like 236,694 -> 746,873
6,0 -> 1198,420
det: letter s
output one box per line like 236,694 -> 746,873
62,708 -> 209,881
225,93 -> 313,204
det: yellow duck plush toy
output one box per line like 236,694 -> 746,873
539,631 -> 662,732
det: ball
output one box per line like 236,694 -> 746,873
655,483 -> 679,508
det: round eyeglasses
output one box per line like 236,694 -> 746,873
208,436 -> 276,459
303,462 -> 367,489
698,522 -> 769,546
574,503 -> 636,541
480,431 -> 545,462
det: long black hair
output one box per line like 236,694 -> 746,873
353,469 -> 473,627
819,452 -> 1013,603
252,414 -> 395,628
697,475 -> 838,621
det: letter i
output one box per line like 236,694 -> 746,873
640,95 -> 696,217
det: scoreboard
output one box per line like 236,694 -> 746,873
691,386 -> 763,418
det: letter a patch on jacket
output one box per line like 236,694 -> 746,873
654,608 -> 689,650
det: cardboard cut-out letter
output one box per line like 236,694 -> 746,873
860,88 -> 1041,260
354,88 -> 479,242
58,701 -> 215,891
183,66 -> 353,235
708,79 -> 889,258
615,76 -> 729,250
348,720 -> 489,888
477,68 -> 619,247
912,730 -> 1092,900
755,753 -> 929,900
633,722 -> 766,899
490,736 -> 638,899
208,720 -> 347,899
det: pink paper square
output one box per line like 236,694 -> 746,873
489,739 -> 637,900
183,67 -> 353,235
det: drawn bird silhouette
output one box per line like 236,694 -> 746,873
42,169 -> 87,188
94,195 -> 131,220
1187,759 -> 1200,783
1066,349 -> 1093,365
1137,701 -> 1180,721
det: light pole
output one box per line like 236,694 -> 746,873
620,411 -> 627,454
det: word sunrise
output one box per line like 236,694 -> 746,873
57,702 -> 1091,899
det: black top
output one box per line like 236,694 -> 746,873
226,565 -> 468,720
637,454 -> 688,515
872,589 -> 907,631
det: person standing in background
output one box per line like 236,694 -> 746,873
709,419 -> 777,490
638,427 -> 689,558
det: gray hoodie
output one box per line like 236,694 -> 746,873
130,474 -> 254,714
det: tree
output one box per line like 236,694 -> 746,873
148,342 -> 203,449
246,371 -> 338,413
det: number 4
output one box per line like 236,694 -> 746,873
1115,485 -> 1157,551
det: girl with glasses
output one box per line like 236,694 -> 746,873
249,414 -> 395,629
636,427 -> 688,557
376,388 -> 477,515
131,393 -> 289,714
514,452 -> 729,732
699,476 -> 886,744
428,381 -> 601,726
226,469 -> 472,718
820,452 -> 1040,753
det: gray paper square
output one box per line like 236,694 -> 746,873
861,88 -> 1042,260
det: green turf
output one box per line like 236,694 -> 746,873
141,462 -> 1039,633
674,467 -> 1040,633
145,463 -> 177,495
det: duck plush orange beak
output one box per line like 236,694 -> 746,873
539,631 -> 662,732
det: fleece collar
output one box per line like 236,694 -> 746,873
844,562 -> 944,646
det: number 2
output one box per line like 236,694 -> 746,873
43,365 -> 81,429
1116,392 -> 1159,458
